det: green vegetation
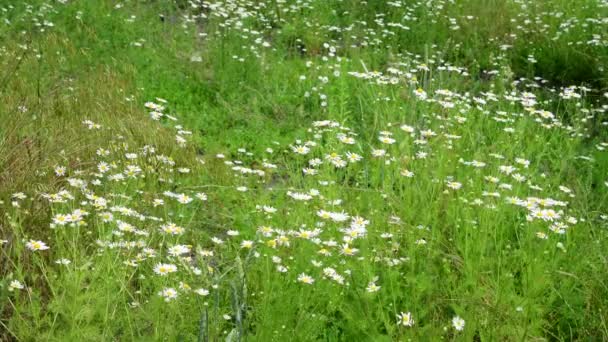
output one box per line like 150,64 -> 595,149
1,0 -> 607,340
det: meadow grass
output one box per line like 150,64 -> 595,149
1,0 -> 607,340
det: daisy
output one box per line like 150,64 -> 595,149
345,152 -> 362,162
98,212 -> 114,223
26,240 -> 50,251
287,191 -> 313,201
55,258 -> 72,265
339,136 -> 356,144
154,263 -> 178,276
158,288 -> 178,302
168,244 -> 191,257
378,136 -> 396,144
400,124 -> 415,133
98,162 -> 110,173
53,214 -> 70,226
195,288 -> 210,296
161,223 -> 185,235
54,166 -> 66,176
329,211 -> 350,222
340,244 -> 358,256
400,169 -> 414,177
331,159 -> 347,168
452,316 -> 465,331
297,273 -> 315,284
303,168 -> 317,176
292,145 -> 310,155
8,280 -> 24,291
177,193 -> 193,204
366,282 -> 381,293
371,149 -> 386,157
397,311 -> 414,327
446,181 -> 462,190
262,205 -> 277,214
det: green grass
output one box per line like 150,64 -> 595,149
1,0 -> 608,340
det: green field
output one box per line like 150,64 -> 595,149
1,0 -> 608,340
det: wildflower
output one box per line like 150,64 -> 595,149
12,193 -> 26,200
400,124 -> 415,133
452,316 -> 465,331
55,258 -> 71,265
297,273 -> 315,284
415,238 -> 427,245
416,151 -> 428,159
379,136 -> 396,144
54,166 -> 66,176
199,249 -> 214,257
351,216 -> 369,228
287,191 -> 313,201
332,159 -> 347,168
345,152 -> 362,163
515,158 -> 530,168
329,211 -> 350,222
318,248 -> 332,256
195,288 -> 210,296
179,282 -> 191,292
158,288 -> 178,302
303,168 -> 318,175
240,240 -> 254,249
397,311 -> 414,327
95,211 -> 112,223
26,240 -> 50,251
96,148 -> 110,157
470,160 -> 486,168
53,214 -> 70,226
420,129 -> 436,138
117,221 -> 135,233
339,135 -> 356,145
124,165 -> 142,178
499,165 -> 516,175
98,162 -> 110,173
292,145 -> 310,155
446,181 -> 462,190
414,88 -> 427,99
154,263 -> 178,276
401,169 -> 414,177
512,174 -> 526,182
366,282 -> 381,293
262,205 -> 277,214
340,244 -> 358,256
532,209 -> 560,221
161,223 -> 185,235
309,158 -> 322,166
176,193 -> 193,204
168,245 -> 191,257
371,149 -> 386,157
8,280 -> 24,292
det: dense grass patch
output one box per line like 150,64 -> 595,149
1,0 -> 607,340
